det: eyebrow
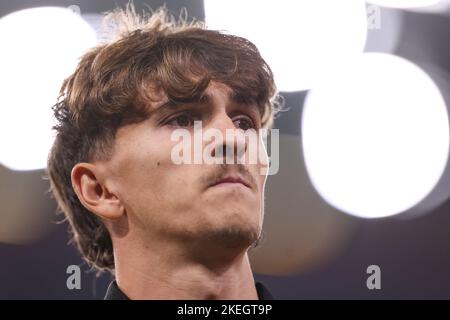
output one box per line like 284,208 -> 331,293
149,91 -> 261,118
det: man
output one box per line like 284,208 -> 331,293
47,5 -> 280,300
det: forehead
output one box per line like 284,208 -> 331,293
147,81 -> 262,116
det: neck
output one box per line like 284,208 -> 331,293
112,234 -> 259,300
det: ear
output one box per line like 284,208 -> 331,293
71,162 -> 124,221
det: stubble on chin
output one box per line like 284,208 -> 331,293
197,222 -> 261,250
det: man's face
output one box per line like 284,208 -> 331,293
101,82 -> 268,252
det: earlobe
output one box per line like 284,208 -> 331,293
71,162 -> 124,221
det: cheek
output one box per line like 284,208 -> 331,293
124,149 -> 202,213
112,129 -> 177,202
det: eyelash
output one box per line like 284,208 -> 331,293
164,112 -> 257,130
165,112 -> 201,128
233,116 -> 256,131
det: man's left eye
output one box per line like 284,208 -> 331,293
233,117 -> 255,131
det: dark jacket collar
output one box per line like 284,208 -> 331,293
104,280 -> 274,300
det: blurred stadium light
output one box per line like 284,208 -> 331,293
367,0 -> 442,8
0,7 -> 97,171
204,0 -> 368,92
302,53 -> 449,219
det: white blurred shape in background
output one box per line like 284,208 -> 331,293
367,0 -> 442,8
302,53 -> 449,219
0,7 -> 98,171
204,0 -> 368,92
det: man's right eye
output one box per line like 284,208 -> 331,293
166,113 -> 196,128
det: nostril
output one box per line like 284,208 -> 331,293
211,143 -> 235,159
212,143 -> 230,158
222,145 -> 227,158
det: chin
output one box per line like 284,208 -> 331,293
207,216 -> 261,250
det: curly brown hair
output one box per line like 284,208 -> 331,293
46,4 -> 280,273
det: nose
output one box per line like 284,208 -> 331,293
208,112 -> 247,163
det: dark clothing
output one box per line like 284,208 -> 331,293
104,279 -> 274,300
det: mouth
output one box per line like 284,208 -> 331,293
209,175 -> 251,189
